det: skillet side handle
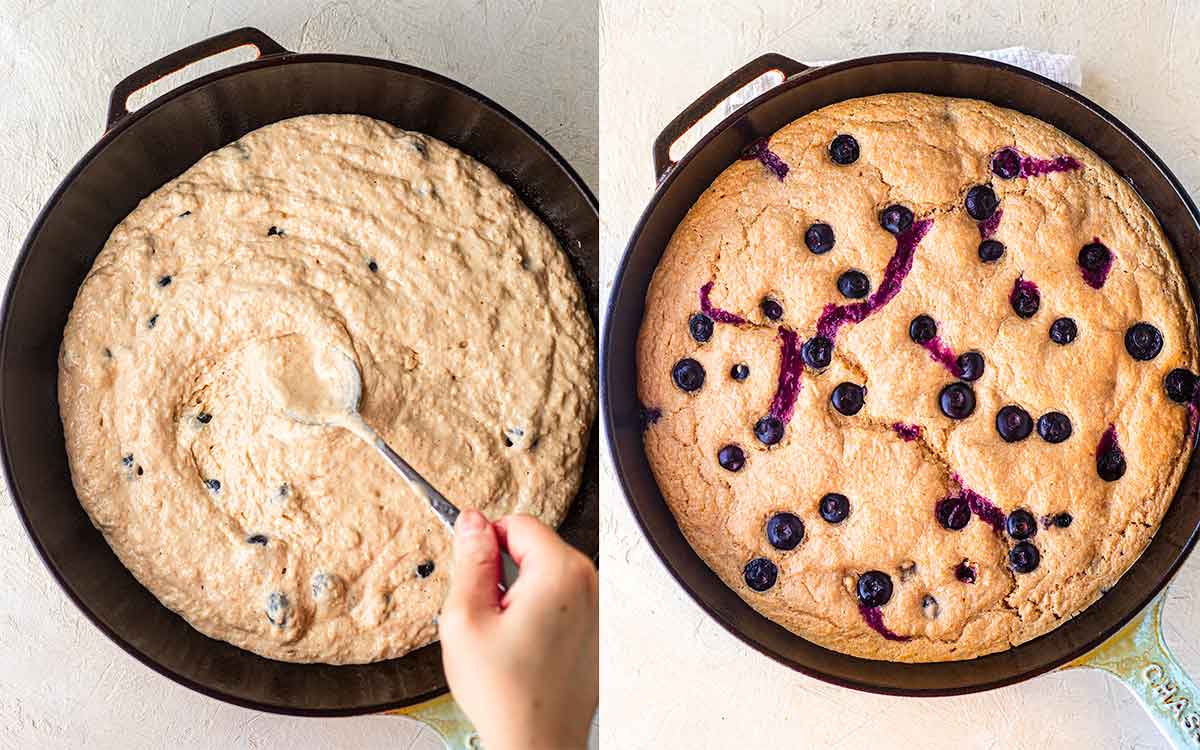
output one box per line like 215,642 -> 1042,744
651,53 -> 809,181
1065,589 -> 1200,748
387,692 -> 481,749
106,27 -> 290,131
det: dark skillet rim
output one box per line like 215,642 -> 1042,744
602,50 -> 1200,696
1,50 -> 597,717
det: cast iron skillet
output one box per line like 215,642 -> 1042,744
604,52 -> 1200,697
0,27 -> 598,716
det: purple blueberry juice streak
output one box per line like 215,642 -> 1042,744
921,334 -> 962,377
1188,402 -> 1199,448
859,605 -> 910,642
740,138 -> 789,180
991,147 -> 1082,179
762,216 -> 935,436
699,281 -> 747,325
768,327 -> 805,423
892,422 -> 923,441
639,406 -> 662,432
1096,424 -> 1123,459
816,219 -> 934,341
960,488 -> 1005,533
1010,275 -> 1039,308
1021,154 -> 1082,177
978,208 -> 1003,239
1080,236 -> 1113,290
951,473 -> 1005,533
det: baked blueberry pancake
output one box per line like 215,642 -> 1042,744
637,93 -> 1197,661
59,114 -> 596,664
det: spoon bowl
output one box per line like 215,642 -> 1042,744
279,345 -> 518,588
283,354 -> 362,426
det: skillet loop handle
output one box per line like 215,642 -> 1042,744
1067,589 -> 1200,747
106,27 -> 289,131
387,692 -> 482,749
652,53 -> 809,181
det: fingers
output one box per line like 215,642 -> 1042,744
494,515 -> 598,603
442,509 -> 502,620
493,514 -> 565,568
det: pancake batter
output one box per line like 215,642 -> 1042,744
59,114 -> 596,664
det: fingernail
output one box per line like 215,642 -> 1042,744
457,509 -> 485,534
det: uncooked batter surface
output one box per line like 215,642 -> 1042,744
637,93 -> 1197,661
59,114 -> 596,664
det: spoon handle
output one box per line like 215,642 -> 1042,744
370,433 -> 519,592
372,434 -> 460,526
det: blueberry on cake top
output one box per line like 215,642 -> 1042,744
636,93 -> 1197,662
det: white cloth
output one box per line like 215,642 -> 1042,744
672,48 -> 1079,167
808,47 -> 1080,88
958,47 -> 1081,88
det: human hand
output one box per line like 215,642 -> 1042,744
440,510 -> 598,750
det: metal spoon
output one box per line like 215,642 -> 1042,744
285,350 -> 519,591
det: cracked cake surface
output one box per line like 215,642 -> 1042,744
636,93 -> 1197,661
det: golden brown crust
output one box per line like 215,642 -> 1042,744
637,93 -> 1197,661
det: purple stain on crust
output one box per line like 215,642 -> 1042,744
859,605 -> 911,642
638,406 -> 662,432
991,147 -> 1083,179
892,422 -> 923,441
921,334 -> 963,377
768,327 -> 805,423
978,208 -> 1003,240
816,218 -> 934,341
1097,424 -> 1123,459
1188,402 -> 1199,447
1021,153 -> 1082,177
961,488 -> 1005,533
1079,237 -> 1114,290
740,138 -> 790,181
699,281 -> 747,325
1096,423 -> 1128,481
951,473 -> 1005,533
758,215 -> 935,438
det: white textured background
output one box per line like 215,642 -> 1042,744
0,1 -> 596,748
599,2 -> 1200,749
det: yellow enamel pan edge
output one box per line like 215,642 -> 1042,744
385,692 -> 482,749
1065,589 -> 1200,747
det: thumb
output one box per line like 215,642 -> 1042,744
444,509 -> 502,618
